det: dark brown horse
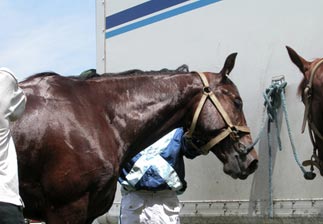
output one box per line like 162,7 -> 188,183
287,46 -> 323,177
12,53 -> 258,224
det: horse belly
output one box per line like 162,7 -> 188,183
20,181 -> 47,220
87,174 -> 119,222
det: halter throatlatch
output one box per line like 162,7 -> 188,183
184,72 -> 251,155
301,59 -> 323,177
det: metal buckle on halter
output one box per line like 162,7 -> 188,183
203,86 -> 211,94
229,126 -> 240,142
304,85 -> 312,99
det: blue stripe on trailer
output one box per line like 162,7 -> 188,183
106,0 -> 189,30
106,0 -> 222,39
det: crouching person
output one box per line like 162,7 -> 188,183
118,128 -> 200,224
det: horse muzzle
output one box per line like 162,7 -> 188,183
224,149 -> 258,180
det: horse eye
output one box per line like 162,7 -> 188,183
234,98 -> 243,109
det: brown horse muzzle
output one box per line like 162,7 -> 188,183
221,138 -> 258,180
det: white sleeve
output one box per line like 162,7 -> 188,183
8,86 -> 26,121
0,70 -> 26,124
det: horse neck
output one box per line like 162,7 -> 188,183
97,73 -> 202,164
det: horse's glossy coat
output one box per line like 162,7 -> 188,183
12,53 -> 258,224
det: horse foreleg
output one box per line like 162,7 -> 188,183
46,194 -> 89,224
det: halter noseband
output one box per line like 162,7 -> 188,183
184,72 -> 251,155
301,59 -> 323,174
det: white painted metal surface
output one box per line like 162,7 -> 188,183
95,0 -> 323,222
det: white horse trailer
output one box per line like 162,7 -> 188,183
94,0 -> 323,223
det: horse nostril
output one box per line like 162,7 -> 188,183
248,159 -> 258,173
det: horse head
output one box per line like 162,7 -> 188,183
183,53 -> 258,180
286,46 -> 323,176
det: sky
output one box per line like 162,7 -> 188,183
0,0 -> 96,81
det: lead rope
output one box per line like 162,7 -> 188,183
249,77 -> 315,218
280,88 -> 314,178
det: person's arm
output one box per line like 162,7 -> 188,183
0,72 -> 16,127
8,84 -> 26,121
0,70 -> 26,124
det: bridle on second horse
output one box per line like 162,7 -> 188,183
184,72 -> 252,155
301,59 -> 323,174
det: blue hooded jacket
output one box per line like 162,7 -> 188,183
118,128 -> 200,194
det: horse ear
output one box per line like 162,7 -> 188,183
286,46 -> 309,75
220,53 -> 237,77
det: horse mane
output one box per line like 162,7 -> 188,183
23,72 -> 60,81
23,64 -> 190,82
83,64 -> 190,80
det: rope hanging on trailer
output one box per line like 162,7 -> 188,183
249,78 -> 316,218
